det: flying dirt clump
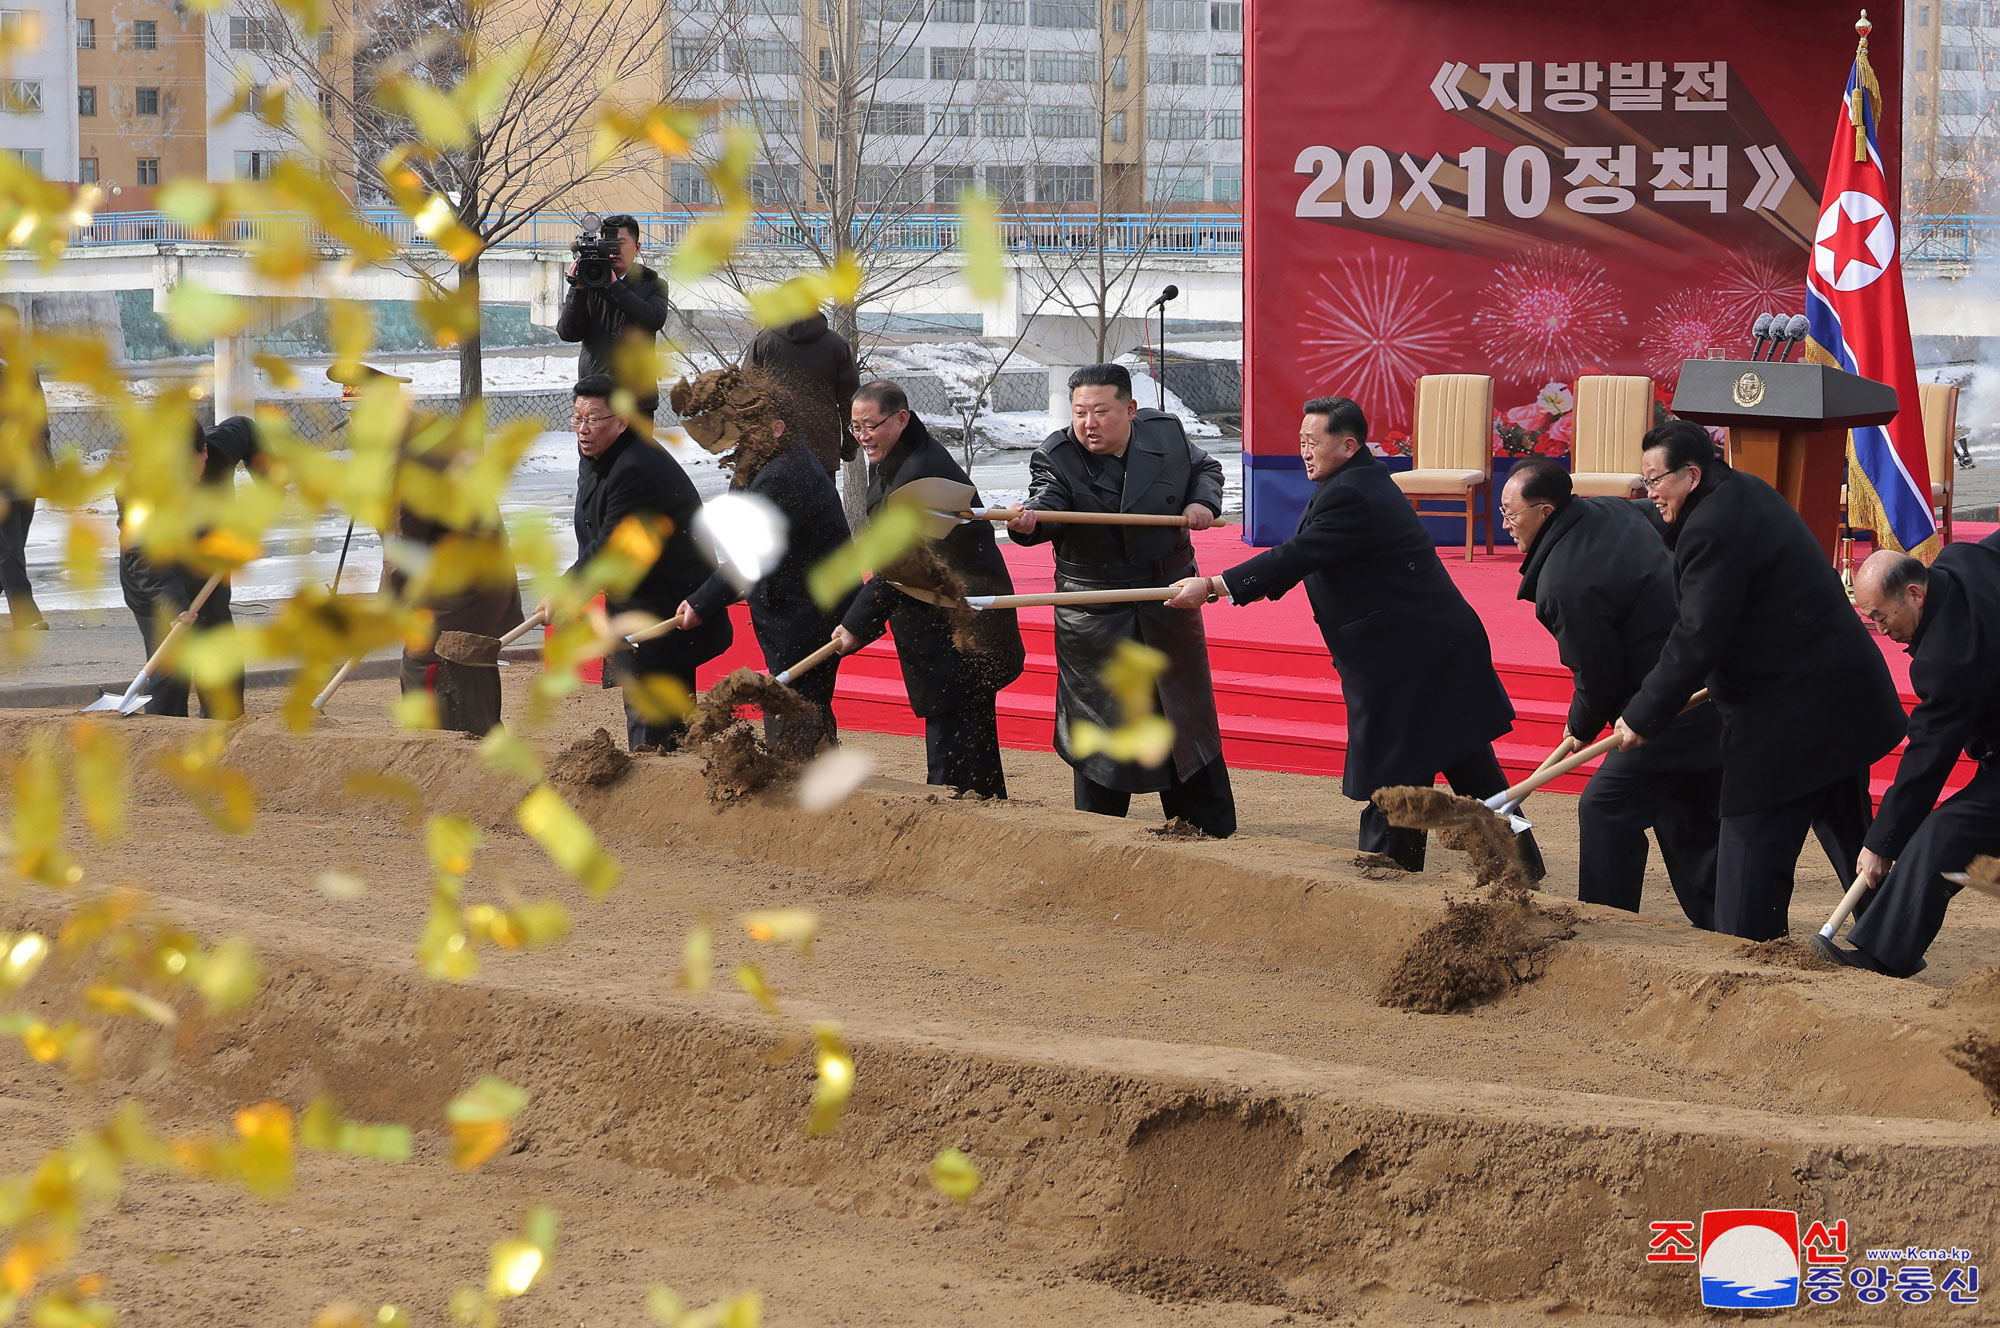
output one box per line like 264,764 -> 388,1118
547,727 -> 633,788
882,544 -> 983,653
686,669 -> 820,802
1369,785 -> 1576,1014
1149,818 -> 1209,841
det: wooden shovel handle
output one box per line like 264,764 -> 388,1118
625,612 -> 682,645
499,609 -> 549,647
1819,877 -> 1870,939
139,572 -> 225,677
974,586 -> 1191,610
1493,689 -> 1710,807
311,656 -> 361,711
977,508 -> 1189,527
775,638 -> 842,684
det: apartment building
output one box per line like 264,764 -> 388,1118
2,0 -> 80,182
1904,0 -> 2000,212
639,0 -> 1245,214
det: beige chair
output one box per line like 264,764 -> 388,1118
1568,375 -> 1653,497
1393,374 -> 1494,561
1920,380 -> 1959,545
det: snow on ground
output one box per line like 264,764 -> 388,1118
1163,339 -> 1244,362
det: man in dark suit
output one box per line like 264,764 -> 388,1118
745,310 -> 861,481
834,380 -> 1026,797
1815,536 -> 2000,974
1,329 -> 50,629
1009,363 -> 1235,836
1503,457 -> 1721,923
1614,420 -> 1907,941
557,374 -> 731,750
677,367 -> 853,758
1167,396 -> 1540,875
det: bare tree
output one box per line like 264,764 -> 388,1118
223,0 -> 735,404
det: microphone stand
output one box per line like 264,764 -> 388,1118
1155,296 -> 1167,412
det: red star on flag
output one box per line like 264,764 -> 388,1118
1824,206 -> 1884,285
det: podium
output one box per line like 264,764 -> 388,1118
1671,359 -> 1899,560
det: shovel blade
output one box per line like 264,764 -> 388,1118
1506,812 -> 1534,835
84,690 -> 149,715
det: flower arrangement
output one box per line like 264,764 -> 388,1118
1491,379 -> 1578,457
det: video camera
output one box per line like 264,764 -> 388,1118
568,211 -> 623,289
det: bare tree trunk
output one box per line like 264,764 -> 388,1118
458,255 -> 483,406
831,298 -> 867,531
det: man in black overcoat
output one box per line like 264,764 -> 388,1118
1816,536 -> 2000,974
558,374 -> 731,750
1167,396 -> 1540,873
1614,420 -> 1907,941
834,379 -> 1026,797
1009,363 -> 1235,837
1503,457 -> 1721,924
676,367 -> 853,758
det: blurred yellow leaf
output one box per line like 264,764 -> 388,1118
164,282 -> 249,344
807,503 -> 923,610
343,771 -> 425,822
447,1075 -> 527,1170
956,190 -> 1006,305
83,982 -> 178,1026
301,1094 -> 413,1163
188,936 -> 260,1014
678,920 -> 712,992
806,1023 -> 854,1137
515,786 -> 620,897
476,730 -> 543,783
253,351 -> 299,390
738,909 -> 816,956
734,963 -> 779,1016
0,932 -> 49,993
380,78 -> 469,151
745,253 -> 863,329
394,689 -> 439,730
426,814 -> 481,878
67,721 -> 128,842
234,1099 -> 295,1196
929,1146 -> 981,1203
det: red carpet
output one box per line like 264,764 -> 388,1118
701,521 -> 1995,801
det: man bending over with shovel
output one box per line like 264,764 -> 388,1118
1165,396 -> 1541,876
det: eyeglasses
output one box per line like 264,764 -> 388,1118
851,416 -> 891,434
571,413 -> 614,428
1498,502 -> 1549,526
1640,465 -> 1690,492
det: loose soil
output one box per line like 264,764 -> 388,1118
1742,936 -> 1841,971
686,667 -> 819,800
3,673 -> 1999,1327
545,725 -> 632,788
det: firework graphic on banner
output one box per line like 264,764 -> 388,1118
1471,246 -> 1627,382
1711,249 -> 1808,333
1641,287 -> 1740,385
1296,248 -> 1463,433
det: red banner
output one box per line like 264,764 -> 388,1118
1241,1 -> 1900,543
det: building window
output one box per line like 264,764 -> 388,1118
1212,108 -> 1241,139
1941,90 -> 1977,115
670,161 -> 717,205
1210,53 -> 1241,85
1146,108 -> 1206,139
1943,1 -> 1975,21
1030,50 -> 1093,83
930,0 -> 976,19
79,86 -> 97,116
76,17 -> 95,48
864,101 -> 924,134
860,0 -> 923,18
1036,163 -> 1094,202
1029,0 -> 1092,28
933,106 -> 974,135
934,165 -> 975,202
134,18 -> 156,49
1917,49 -> 1930,71
3,147 -> 44,173
136,157 -> 159,185
730,39 -> 793,74
4,79 -> 43,112
982,0 -> 1023,21
235,150 -> 277,179
1111,54 -> 1126,88
931,46 -> 974,79
982,49 -> 1024,79
79,156 -> 98,182
1031,106 -> 1093,137
980,104 -> 1024,136
228,17 -> 278,51
986,164 -> 1026,202
1108,109 -> 1125,141
858,42 -> 923,79
1918,2 -> 1930,23
1149,163 -> 1205,202
1111,1 -> 1125,30
1149,55 -> 1205,85
1210,1 -> 1241,29
672,39 -> 719,72
1147,0 -> 1204,30
746,163 -> 799,206
756,0 -> 802,13
135,86 -> 160,115
1942,45 -> 1976,70
1211,161 -> 1241,202
733,97 -> 800,135
857,165 -> 923,204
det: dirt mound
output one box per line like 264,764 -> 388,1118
686,668 -> 819,801
546,727 -> 632,788
1077,1254 -> 1286,1307
1946,1032 -> 2000,1112
1149,817 -> 1207,841
1740,937 -> 1839,971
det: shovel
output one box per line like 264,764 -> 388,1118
311,610 -> 548,713
624,612 -> 685,646
1819,869 -> 2000,942
964,585 -> 1214,611
774,637 -> 844,685
890,476 -> 1195,541
1489,735 -> 1580,834
85,573 -> 226,715
1477,689 -> 1711,825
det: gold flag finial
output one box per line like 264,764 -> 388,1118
1850,10 -> 1878,162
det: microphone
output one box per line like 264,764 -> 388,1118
1780,314 -> 1810,361
1749,313 -> 1774,361
1148,284 -> 1179,310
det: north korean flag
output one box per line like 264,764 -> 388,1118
1803,34 -> 1935,554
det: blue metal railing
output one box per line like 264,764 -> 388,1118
63,209 -> 1244,256
1903,215 -> 1982,263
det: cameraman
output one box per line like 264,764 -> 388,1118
556,213 -> 669,417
